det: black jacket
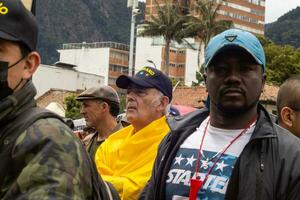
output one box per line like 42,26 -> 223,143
140,105 -> 300,200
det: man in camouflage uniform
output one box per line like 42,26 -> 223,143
0,1 -> 110,199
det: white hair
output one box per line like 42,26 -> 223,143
151,90 -> 167,115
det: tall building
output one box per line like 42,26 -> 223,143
216,0 -> 265,35
57,42 -> 129,88
145,0 -> 265,35
136,0 -> 265,85
135,33 -> 199,86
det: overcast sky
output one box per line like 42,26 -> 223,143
265,0 -> 300,23
138,0 -> 300,24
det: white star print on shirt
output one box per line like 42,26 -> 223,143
186,155 -> 197,166
200,158 -> 210,170
174,154 -> 185,165
215,160 -> 229,172
166,116 -> 256,200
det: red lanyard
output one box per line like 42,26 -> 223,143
189,115 -> 257,200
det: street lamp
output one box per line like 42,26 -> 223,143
128,0 -> 140,76
147,59 -> 157,69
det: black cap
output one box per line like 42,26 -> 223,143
0,0 -> 38,51
116,66 -> 173,101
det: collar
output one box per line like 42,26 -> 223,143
168,104 -> 277,140
249,104 -> 277,140
0,81 -> 36,125
95,121 -> 123,142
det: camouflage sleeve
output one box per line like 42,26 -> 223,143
4,118 -> 94,200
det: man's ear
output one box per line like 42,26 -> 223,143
261,72 -> 267,93
280,107 -> 293,127
158,96 -> 170,112
101,101 -> 111,113
22,51 -> 41,80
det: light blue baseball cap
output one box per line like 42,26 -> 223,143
204,29 -> 266,71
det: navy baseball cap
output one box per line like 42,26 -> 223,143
205,29 -> 266,71
0,0 -> 38,51
116,66 -> 173,101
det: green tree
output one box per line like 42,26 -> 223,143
184,0 -> 233,85
64,95 -> 82,119
265,44 -> 300,85
192,67 -> 205,86
139,0 -> 188,75
258,36 -> 300,85
119,94 -> 127,113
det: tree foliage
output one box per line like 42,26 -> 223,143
185,0 -> 233,85
139,0 -> 189,75
192,65 -> 205,86
64,95 -> 82,119
258,36 -> 300,85
119,94 -> 127,114
184,0 -> 233,48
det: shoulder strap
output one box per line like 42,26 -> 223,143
14,107 -> 63,133
0,107 -> 63,189
0,108 -> 118,200
1,107 -> 63,139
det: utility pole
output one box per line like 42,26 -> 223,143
127,0 -> 140,76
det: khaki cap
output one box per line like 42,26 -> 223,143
76,85 -> 120,104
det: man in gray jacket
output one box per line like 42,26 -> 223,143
140,29 -> 300,200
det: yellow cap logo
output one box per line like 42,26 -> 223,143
0,2 -> 8,15
142,67 -> 155,76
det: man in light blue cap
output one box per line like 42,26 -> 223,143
139,29 -> 300,200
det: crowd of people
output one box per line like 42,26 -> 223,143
1,0 -> 300,200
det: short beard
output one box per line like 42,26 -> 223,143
212,99 -> 259,118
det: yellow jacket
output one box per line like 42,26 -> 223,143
95,116 -> 170,200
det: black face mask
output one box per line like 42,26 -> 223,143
0,58 -> 25,101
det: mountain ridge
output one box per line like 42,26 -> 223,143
36,0 -> 144,64
265,6 -> 300,48
35,1 -> 299,64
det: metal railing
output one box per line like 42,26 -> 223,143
62,41 -> 130,51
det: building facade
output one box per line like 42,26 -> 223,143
57,42 -> 129,87
145,0 -> 265,35
33,64 -> 105,98
135,34 -> 199,85
137,0 -> 265,85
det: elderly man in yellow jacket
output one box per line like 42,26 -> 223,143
95,66 -> 172,199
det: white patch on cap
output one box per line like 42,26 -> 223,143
225,35 -> 237,42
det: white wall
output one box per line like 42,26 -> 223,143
135,36 -> 162,72
135,35 -> 201,86
185,48 -> 199,86
33,64 -> 104,98
57,48 -> 110,84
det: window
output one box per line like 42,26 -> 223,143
109,64 -> 129,74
